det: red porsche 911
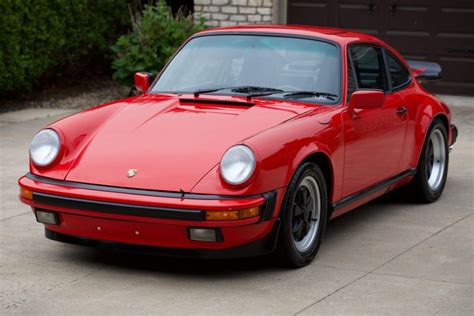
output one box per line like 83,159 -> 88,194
19,25 -> 457,267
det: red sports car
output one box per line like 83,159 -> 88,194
19,25 -> 458,267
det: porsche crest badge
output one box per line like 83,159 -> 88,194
127,169 -> 138,178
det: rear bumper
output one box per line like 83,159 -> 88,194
19,174 -> 283,257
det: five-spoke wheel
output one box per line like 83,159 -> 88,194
410,119 -> 449,203
425,129 -> 447,191
292,176 -> 321,253
276,162 -> 328,268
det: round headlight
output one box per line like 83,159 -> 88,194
220,145 -> 256,185
29,129 -> 61,167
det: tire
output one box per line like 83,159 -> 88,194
276,162 -> 328,268
410,119 -> 449,203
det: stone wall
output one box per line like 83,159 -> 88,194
194,0 -> 274,27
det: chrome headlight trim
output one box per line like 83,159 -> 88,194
29,129 -> 61,167
220,145 -> 256,185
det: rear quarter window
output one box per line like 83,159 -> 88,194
386,52 -> 411,89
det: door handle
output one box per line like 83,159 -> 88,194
389,0 -> 398,16
396,106 -> 408,116
368,0 -> 375,15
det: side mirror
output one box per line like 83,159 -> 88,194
349,90 -> 385,113
134,72 -> 154,94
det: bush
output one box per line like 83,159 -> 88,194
0,0 -> 132,98
111,0 -> 207,86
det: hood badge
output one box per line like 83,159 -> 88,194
127,169 -> 138,178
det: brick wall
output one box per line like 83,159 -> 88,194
194,0 -> 274,27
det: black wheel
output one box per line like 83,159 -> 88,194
276,162 -> 328,268
411,120 -> 449,203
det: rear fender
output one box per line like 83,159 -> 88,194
411,96 -> 450,167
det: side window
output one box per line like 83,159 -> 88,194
347,56 -> 357,101
349,45 -> 387,91
386,52 -> 411,89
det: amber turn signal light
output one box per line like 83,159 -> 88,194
20,188 -> 33,200
206,206 -> 260,221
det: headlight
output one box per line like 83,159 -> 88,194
29,129 -> 61,167
220,145 -> 256,185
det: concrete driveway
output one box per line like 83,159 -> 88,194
1,104 -> 472,315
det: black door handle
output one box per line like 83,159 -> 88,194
396,107 -> 408,116
390,0 -> 398,16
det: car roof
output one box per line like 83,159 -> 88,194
196,24 -> 385,46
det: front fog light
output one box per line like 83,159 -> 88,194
188,227 -> 222,242
35,209 -> 59,225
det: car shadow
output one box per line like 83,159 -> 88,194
62,246 -> 281,280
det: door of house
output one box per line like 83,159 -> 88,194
287,0 -> 474,95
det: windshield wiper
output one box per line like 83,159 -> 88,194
193,86 -> 283,98
193,87 -> 226,97
231,86 -> 285,100
230,86 -> 284,94
283,91 -> 338,101
193,87 -> 338,102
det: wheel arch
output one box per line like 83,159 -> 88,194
415,113 -> 449,167
433,113 -> 449,131
289,151 -> 335,221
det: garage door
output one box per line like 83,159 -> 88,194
287,0 -> 474,95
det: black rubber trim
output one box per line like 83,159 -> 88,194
261,191 -> 278,221
450,124 -> 458,145
31,189 -> 278,223
44,219 -> 281,259
33,192 -> 205,221
25,173 -> 262,200
179,98 -> 254,107
333,168 -> 417,210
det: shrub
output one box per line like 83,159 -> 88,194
111,0 -> 207,86
0,0 -> 132,98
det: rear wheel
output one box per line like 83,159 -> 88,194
276,162 -> 328,268
410,120 -> 449,203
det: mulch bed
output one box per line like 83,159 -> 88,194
1,75 -> 130,114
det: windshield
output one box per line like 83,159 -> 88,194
151,35 -> 341,103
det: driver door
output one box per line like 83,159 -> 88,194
341,45 -> 408,197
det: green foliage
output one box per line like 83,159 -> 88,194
111,1 -> 207,85
0,0 -> 131,98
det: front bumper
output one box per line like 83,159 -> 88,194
19,173 -> 283,258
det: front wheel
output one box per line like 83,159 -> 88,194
411,120 -> 449,203
276,162 -> 328,268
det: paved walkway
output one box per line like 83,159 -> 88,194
1,102 -> 472,315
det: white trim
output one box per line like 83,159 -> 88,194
273,0 -> 287,24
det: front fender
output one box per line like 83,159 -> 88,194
29,97 -> 136,180
191,109 -> 344,203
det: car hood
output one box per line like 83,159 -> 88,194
64,95 -> 314,192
